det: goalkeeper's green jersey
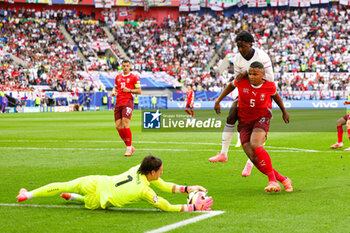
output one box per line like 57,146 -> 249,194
97,165 -> 183,211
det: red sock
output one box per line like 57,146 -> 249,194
253,146 -> 276,182
185,110 -> 191,116
337,126 -> 343,143
347,128 -> 350,141
273,169 -> 286,183
117,129 -> 126,144
123,128 -> 132,146
190,110 -> 194,117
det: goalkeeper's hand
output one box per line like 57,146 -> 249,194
187,185 -> 207,193
194,193 -> 213,211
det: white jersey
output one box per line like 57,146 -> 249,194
232,47 -> 274,82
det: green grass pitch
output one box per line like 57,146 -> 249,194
0,110 -> 349,233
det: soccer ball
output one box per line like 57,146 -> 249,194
187,191 -> 207,205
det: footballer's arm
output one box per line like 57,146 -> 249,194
112,86 -> 118,97
151,178 -> 206,194
272,92 -> 289,124
214,72 -> 246,114
123,83 -> 141,95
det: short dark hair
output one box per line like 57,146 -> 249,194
138,155 -> 162,175
122,60 -> 130,64
250,61 -> 264,70
235,31 -> 254,43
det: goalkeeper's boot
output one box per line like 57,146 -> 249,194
264,181 -> 281,193
124,146 -> 135,157
330,142 -> 343,149
242,160 -> 253,177
209,153 -> 227,163
16,188 -> 28,202
282,177 -> 293,192
61,193 -> 72,200
344,147 -> 350,151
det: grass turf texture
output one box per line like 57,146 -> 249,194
1,110 -> 349,233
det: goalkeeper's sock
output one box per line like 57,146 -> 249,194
253,146 -> 277,182
117,129 -> 126,144
337,126 -> 343,143
23,191 -> 34,200
221,123 -> 235,156
61,193 -> 84,202
124,128 -> 132,147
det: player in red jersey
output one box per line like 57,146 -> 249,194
330,100 -> 350,150
235,61 -> 292,192
185,85 -> 194,117
112,60 -> 141,156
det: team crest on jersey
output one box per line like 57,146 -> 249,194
260,94 -> 265,101
243,88 -> 249,93
153,195 -> 159,203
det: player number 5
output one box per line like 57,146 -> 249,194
250,99 -> 255,107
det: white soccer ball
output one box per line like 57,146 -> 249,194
187,191 -> 207,205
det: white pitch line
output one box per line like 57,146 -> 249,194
0,147 -> 331,153
0,139 -> 330,153
266,146 -> 321,152
0,139 -> 222,145
0,203 -> 159,212
145,211 -> 225,233
0,203 -> 225,233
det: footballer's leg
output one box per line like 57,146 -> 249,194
209,101 -> 237,162
122,101 -> 135,156
344,120 -> 350,151
250,128 -> 280,192
17,177 -> 90,202
331,117 -> 346,149
115,106 -> 126,146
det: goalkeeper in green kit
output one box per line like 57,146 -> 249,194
17,155 -> 213,212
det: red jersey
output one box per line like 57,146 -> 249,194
186,90 -> 194,105
234,78 -> 276,123
114,73 -> 140,106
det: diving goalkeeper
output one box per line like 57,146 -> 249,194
16,155 -> 213,212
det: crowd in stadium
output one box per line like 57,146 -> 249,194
0,5 -> 349,95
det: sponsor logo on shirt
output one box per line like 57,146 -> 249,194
243,88 -> 249,93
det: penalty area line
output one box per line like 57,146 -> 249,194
145,210 -> 225,233
0,203 -> 225,233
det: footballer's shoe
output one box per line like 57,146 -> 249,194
330,142 -> 343,149
17,188 -> 28,202
209,153 -> 227,163
124,146 -> 135,157
344,147 -> 350,151
264,181 -> 281,193
242,161 -> 253,177
282,177 -> 293,192
61,193 -> 72,201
